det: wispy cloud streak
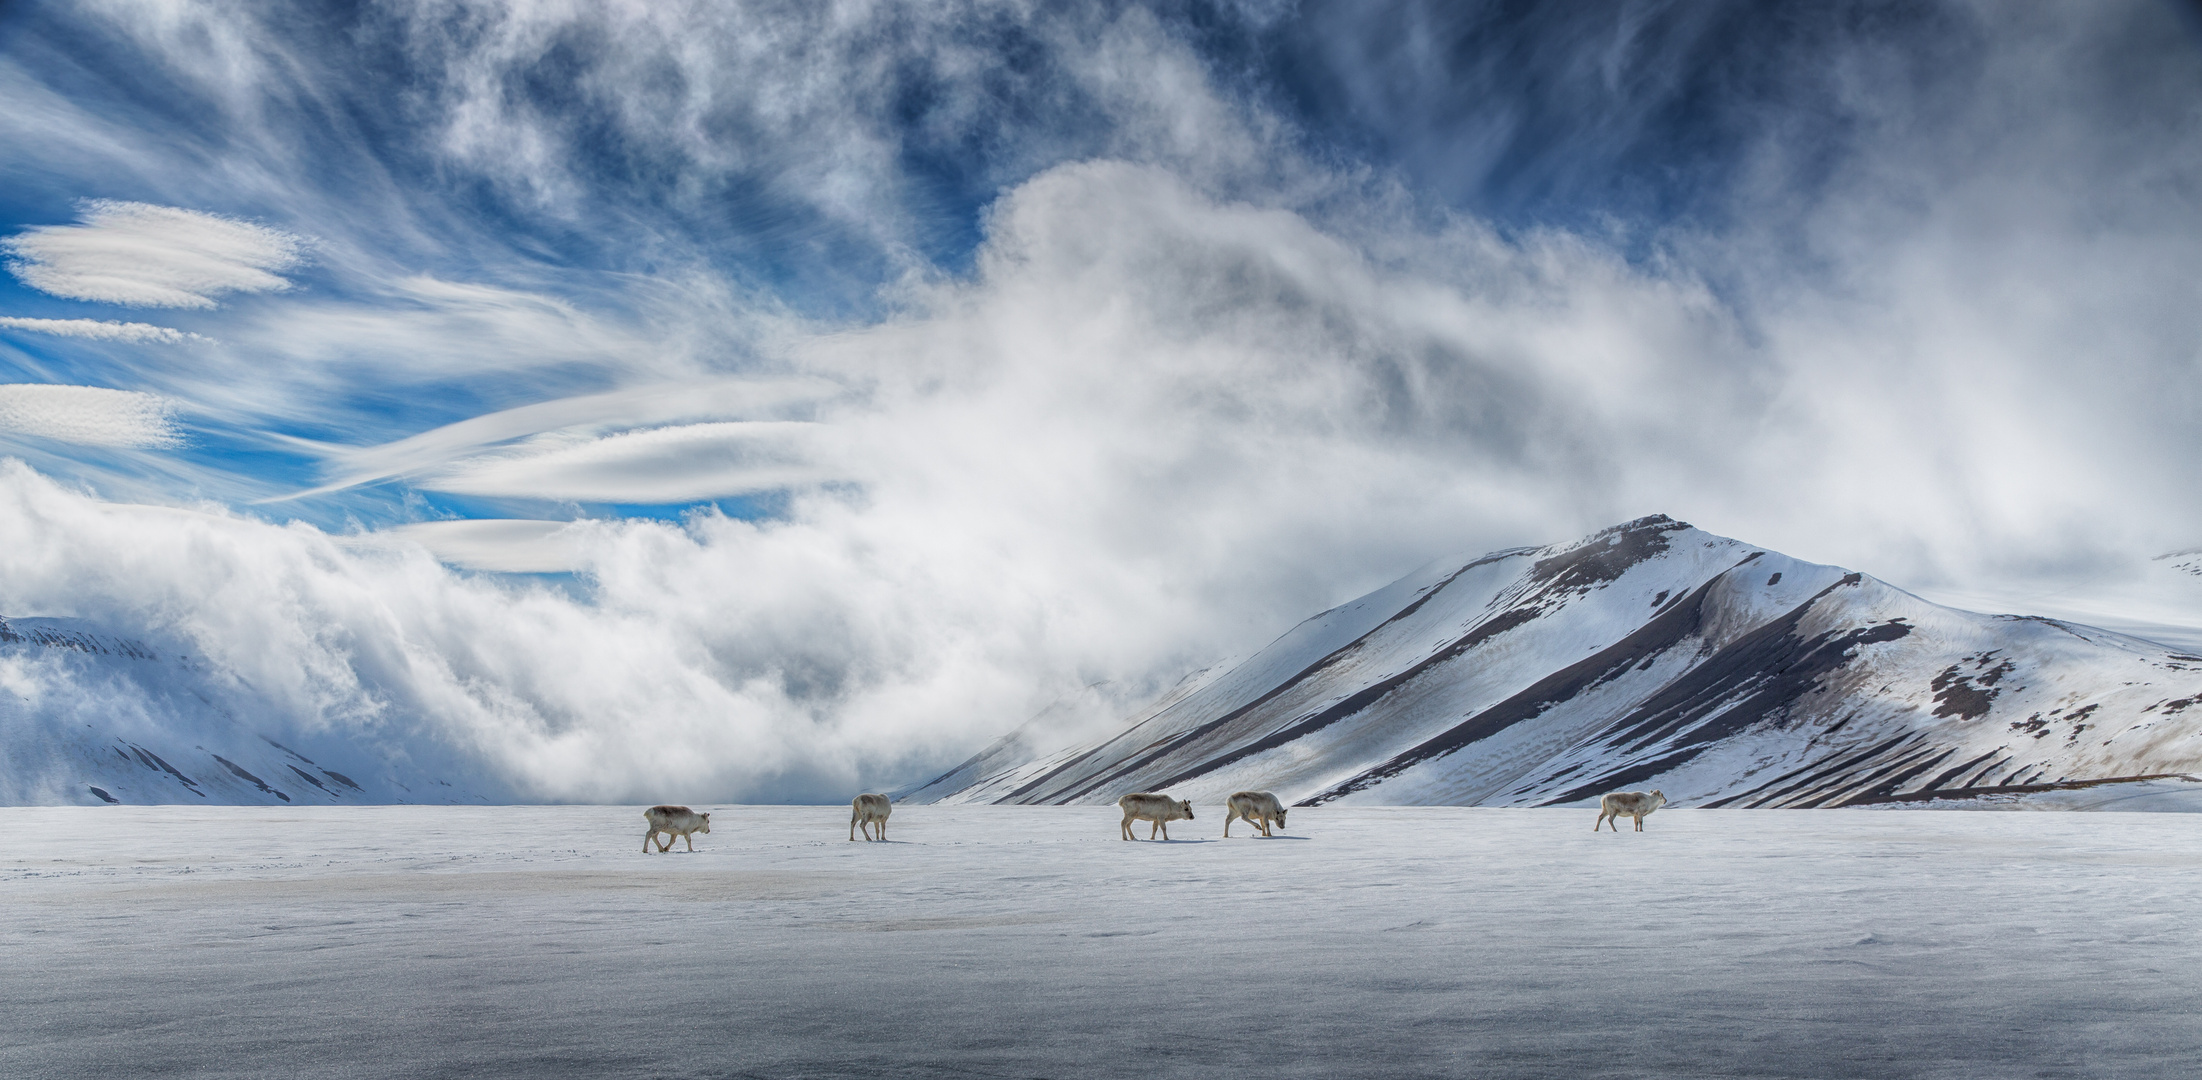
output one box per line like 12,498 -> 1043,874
0,316 -> 206,344
274,376 -> 839,499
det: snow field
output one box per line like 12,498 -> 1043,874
3,805 -> 2200,1078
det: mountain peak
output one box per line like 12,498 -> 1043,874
910,519 -> 2202,810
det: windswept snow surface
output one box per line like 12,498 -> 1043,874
3,805 -> 2200,1079
907,516 -> 2202,811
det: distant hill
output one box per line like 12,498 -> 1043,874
0,615 -> 500,806
900,516 -> 2202,810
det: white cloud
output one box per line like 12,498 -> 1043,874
0,316 -> 206,344
234,275 -> 664,380
0,461 -> 1042,803
3,200 -> 305,308
1,1 -> 2199,806
0,384 -> 181,448
376,519 -> 588,574
7,124 -> 2199,801
273,376 -> 840,500
420,421 -> 838,503
0,164 -> 1759,801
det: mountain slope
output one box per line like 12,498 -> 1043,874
0,615 -> 502,806
904,516 -> 2202,809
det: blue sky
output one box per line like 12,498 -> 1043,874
3,1 -> 2200,800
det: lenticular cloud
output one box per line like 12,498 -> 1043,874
0,384 -> 181,448
419,421 -> 838,503
2,201 -> 305,308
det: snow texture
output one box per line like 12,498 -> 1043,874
905,516 -> 2202,811
3,804 -> 2200,1079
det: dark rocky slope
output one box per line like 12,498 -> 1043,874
902,517 -> 2202,808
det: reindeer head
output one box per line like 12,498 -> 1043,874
698,812 -> 712,833
1179,800 -> 1194,818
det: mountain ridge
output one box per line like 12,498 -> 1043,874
900,516 -> 2202,809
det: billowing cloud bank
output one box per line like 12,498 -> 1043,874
0,1 -> 2199,801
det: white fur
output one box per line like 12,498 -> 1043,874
1117,792 -> 1194,840
850,793 -> 892,841
1596,790 -> 1667,832
1224,791 -> 1287,837
643,805 -> 711,852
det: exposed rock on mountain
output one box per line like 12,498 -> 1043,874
901,516 -> 2202,809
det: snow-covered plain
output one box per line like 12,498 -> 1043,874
4,806 -> 2200,1079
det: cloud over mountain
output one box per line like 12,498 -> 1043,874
906,516 -> 2202,812
0,2 -> 2197,801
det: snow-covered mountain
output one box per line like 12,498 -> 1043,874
0,615 -> 501,806
901,516 -> 2202,809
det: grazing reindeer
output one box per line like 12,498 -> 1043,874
1596,790 -> 1667,832
850,793 -> 892,841
1224,791 -> 1288,837
1118,793 -> 1194,840
644,805 -> 711,852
